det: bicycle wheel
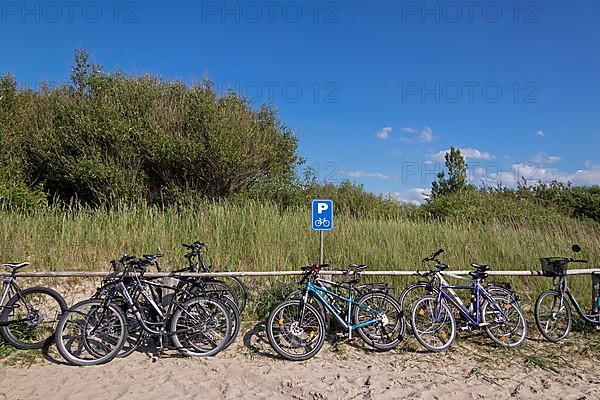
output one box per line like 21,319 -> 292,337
285,289 -> 330,328
534,290 -> 572,342
222,276 -> 247,313
55,299 -> 127,366
482,296 -> 527,348
266,300 -> 326,361
411,295 -> 456,352
191,279 -> 240,312
170,297 -> 232,357
353,292 -> 405,351
398,282 -> 438,330
198,294 -> 240,350
0,286 -> 67,350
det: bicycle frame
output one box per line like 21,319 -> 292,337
0,277 -> 17,307
302,279 -> 383,338
434,272 -> 505,327
554,276 -> 600,324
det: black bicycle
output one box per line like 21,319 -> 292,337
181,241 -> 248,313
534,244 -> 595,342
55,255 -> 232,366
0,262 -> 67,349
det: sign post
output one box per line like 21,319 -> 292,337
311,199 -> 334,264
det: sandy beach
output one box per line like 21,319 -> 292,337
1,322 -> 598,400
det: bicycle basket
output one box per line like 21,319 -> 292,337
540,257 -> 570,277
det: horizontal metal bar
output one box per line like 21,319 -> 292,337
0,268 -> 598,278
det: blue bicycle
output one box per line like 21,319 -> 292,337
267,264 -> 405,361
411,253 -> 527,352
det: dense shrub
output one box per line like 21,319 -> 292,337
1,51 -> 297,207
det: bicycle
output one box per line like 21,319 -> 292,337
399,249 -> 518,330
284,264 -> 391,330
55,255 -> 232,366
180,241 -> 248,313
266,263 -> 404,361
534,244 -> 594,342
410,259 -> 527,352
0,262 -> 67,349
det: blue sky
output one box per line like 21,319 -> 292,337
2,0 -> 599,203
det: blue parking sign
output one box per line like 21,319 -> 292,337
312,199 -> 333,231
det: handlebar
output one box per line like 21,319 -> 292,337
182,241 -> 205,250
422,249 -> 444,262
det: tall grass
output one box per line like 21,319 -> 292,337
1,201 -> 599,305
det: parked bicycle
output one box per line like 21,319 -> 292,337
180,241 -> 248,313
267,263 -> 404,361
0,262 -> 67,349
410,255 -> 527,352
399,249 -> 519,330
284,265 -> 390,330
55,255 -> 232,366
534,244 -> 595,342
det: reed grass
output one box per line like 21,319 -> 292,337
1,202 -> 599,303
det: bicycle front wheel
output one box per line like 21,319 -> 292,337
411,295 -> 456,352
266,300 -> 326,361
482,296 -> 528,348
534,290 -> 572,342
353,292 -> 404,351
170,297 -> 232,357
0,286 -> 67,350
55,299 -> 127,366
398,282 -> 438,330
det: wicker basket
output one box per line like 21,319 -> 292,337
540,257 -> 570,277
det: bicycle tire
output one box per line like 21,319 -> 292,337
195,293 -> 240,350
170,297 -> 232,357
222,276 -> 248,313
352,291 -> 405,351
398,282 -> 438,330
411,295 -> 456,352
55,299 -> 127,366
534,290 -> 572,342
482,296 -> 528,348
266,300 -> 326,361
0,286 -> 67,350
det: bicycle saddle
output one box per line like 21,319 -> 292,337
2,262 -> 29,271
348,264 -> 368,272
469,270 -> 488,280
143,253 -> 164,260
471,263 -> 490,272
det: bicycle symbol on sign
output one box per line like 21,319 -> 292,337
314,218 -> 331,228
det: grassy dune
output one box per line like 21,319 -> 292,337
1,202 -> 599,304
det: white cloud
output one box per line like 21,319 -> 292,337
428,147 -> 492,163
345,170 -> 393,180
419,127 -> 434,143
477,163 -> 600,187
389,188 -> 430,205
535,130 -> 545,137
376,127 -> 392,140
532,153 -> 561,165
400,126 -> 436,143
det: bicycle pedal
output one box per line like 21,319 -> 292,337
478,322 -> 491,327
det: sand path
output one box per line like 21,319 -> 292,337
1,324 -> 598,400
